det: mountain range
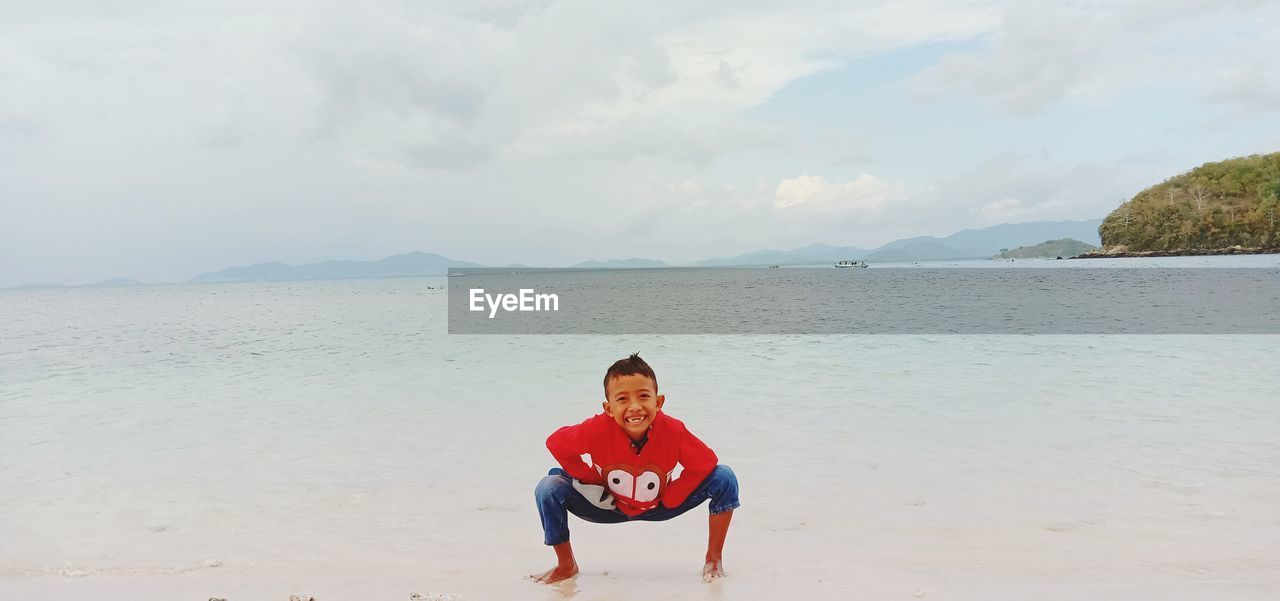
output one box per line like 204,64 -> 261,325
571,258 -> 671,268
693,243 -> 867,267
696,219 -> 1102,265
186,219 -> 1099,281
189,251 -> 482,283
11,219 -> 1105,287
12,277 -> 144,289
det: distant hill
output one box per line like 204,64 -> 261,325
937,220 -> 1103,253
695,219 -> 1102,265
864,219 -> 1104,261
88,277 -> 143,287
571,258 -> 670,268
694,243 -> 868,266
1099,152 -> 1280,252
190,251 -> 481,283
995,238 -> 1098,259
11,282 -> 65,289
864,239 -> 971,262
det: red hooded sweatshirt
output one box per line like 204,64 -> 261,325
546,412 -> 718,517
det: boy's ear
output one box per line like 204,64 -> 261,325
601,401 -> 610,414
655,394 -> 665,410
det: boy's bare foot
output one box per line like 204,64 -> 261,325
701,558 -> 726,582
530,562 -> 579,584
531,541 -> 580,584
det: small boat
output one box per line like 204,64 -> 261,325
834,260 -> 868,268
767,264 -> 780,269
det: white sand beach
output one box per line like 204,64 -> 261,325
2,283 -> 1278,600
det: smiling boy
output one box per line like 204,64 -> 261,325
531,354 -> 740,584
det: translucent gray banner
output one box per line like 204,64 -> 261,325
447,267 -> 1280,334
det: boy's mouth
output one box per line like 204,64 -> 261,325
625,415 -> 647,425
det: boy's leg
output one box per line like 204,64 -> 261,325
531,468 -> 627,584
703,508 -> 733,582
635,465 -> 740,581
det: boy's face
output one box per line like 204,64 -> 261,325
602,373 -> 664,441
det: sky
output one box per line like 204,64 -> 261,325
2,0 -> 1278,286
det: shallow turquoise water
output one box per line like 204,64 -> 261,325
1,263 -> 1277,596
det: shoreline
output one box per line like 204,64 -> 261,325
1070,246 -> 1280,259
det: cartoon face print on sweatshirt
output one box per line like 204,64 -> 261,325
600,463 -> 668,507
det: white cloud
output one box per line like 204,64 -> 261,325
0,1 -> 1273,285
911,0 -> 1278,115
977,197 -> 1023,221
774,173 -> 919,212
1203,47 -> 1280,117
943,152 -> 1164,225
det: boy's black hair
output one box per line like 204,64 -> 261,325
603,352 -> 657,395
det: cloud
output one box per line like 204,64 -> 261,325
1202,37 -> 1280,116
0,1 -> 1273,286
911,0 -> 1277,115
912,2 -> 1098,114
936,151 -> 1166,225
977,197 -> 1023,221
774,173 -> 918,212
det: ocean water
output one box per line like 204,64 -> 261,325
2,259 -> 1278,599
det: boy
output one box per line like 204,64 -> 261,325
531,353 -> 740,584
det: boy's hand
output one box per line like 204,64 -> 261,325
571,479 -> 616,510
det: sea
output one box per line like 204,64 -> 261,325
2,255 -> 1278,600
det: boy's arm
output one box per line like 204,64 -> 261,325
546,416 -> 604,485
661,426 -> 718,508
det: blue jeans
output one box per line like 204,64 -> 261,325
535,464 -> 740,546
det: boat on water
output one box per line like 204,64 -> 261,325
834,260 -> 868,268
767,264 -> 780,268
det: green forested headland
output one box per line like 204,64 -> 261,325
1099,153 -> 1280,251
995,238 -> 1098,259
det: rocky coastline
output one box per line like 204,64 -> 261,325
1071,245 -> 1280,259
